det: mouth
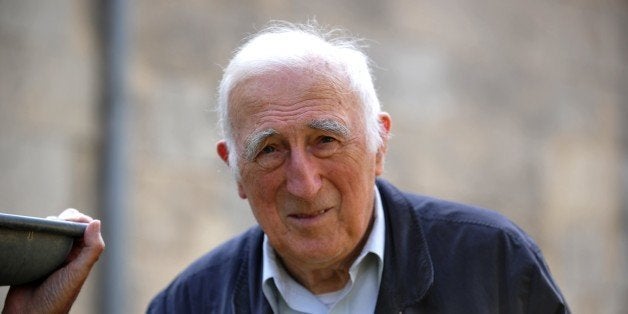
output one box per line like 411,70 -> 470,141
288,208 -> 332,220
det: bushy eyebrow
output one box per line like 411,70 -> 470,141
241,119 -> 349,162
243,128 -> 277,161
308,119 -> 349,138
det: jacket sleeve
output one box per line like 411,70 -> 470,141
145,266 -> 236,314
147,289 -> 179,314
147,279 -> 207,314
523,246 -> 570,314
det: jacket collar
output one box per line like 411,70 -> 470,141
375,178 -> 434,312
232,227 -> 274,313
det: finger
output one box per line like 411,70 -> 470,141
84,220 -> 105,250
58,208 -> 94,223
59,208 -> 79,218
69,220 -> 106,271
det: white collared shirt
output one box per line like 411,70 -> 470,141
261,186 -> 386,313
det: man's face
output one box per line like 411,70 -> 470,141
218,68 -> 389,270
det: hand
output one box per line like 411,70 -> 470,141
2,209 -> 105,314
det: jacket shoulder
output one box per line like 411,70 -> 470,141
376,178 -> 536,250
403,191 -> 538,251
376,179 -> 568,312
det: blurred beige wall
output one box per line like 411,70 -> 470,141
1,0 -> 626,313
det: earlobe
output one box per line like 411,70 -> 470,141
375,149 -> 385,176
237,182 -> 247,199
216,140 -> 230,164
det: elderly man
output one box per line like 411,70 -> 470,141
148,22 -> 568,313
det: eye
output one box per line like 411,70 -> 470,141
254,144 -> 286,169
320,136 -> 336,144
312,135 -> 341,158
260,145 -> 277,155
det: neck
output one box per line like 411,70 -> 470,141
283,263 -> 353,294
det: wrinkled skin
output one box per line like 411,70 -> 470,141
217,68 -> 391,293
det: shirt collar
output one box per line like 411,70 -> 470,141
348,185 -> 385,278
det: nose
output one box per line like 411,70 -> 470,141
285,148 -> 322,200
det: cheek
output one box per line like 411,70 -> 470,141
245,181 -> 282,227
326,150 -> 378,180
240,169 -> 282,205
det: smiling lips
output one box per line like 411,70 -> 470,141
288,208 -> 332,219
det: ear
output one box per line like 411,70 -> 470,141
216,140 -> 230,164
375,112 -> 392,176
216,140 -> 248,199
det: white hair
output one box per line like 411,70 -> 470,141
217,21 -> 384,171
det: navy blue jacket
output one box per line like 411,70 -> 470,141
148,179 -> 569,313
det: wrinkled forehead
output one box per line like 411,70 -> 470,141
229,68 -> 357,117
232,66 -> 350,104
226,68 -> 365,143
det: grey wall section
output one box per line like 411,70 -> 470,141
1,0 -> 626,313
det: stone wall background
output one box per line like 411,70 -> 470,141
1,0 -> 626,313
